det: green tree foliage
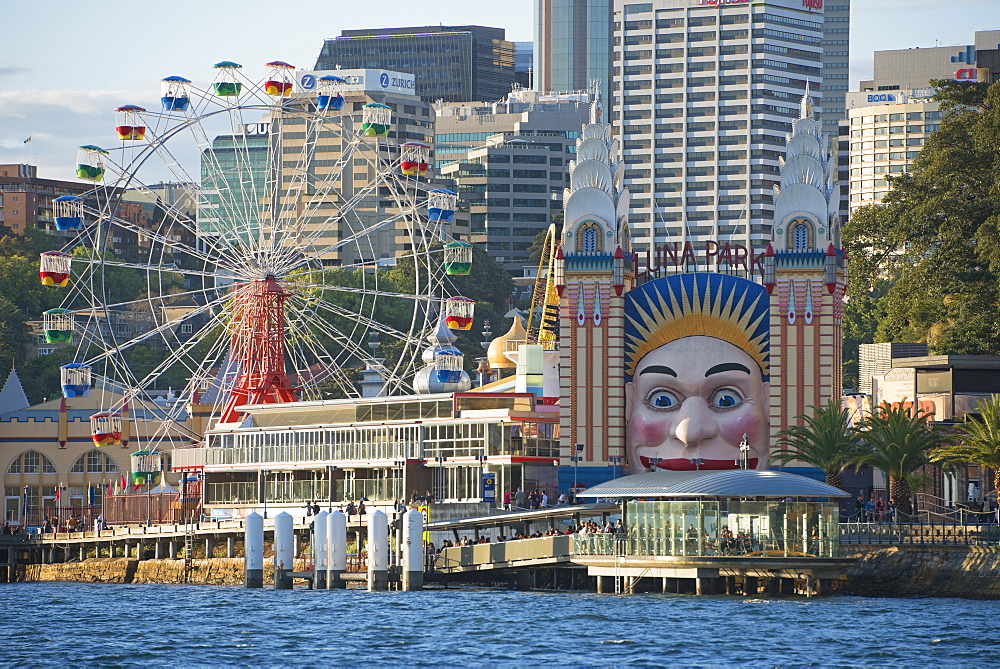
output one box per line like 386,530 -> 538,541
0,295 -> 29,366
840,279 -> 889,390
844,79 -> 1000,355
19,346 -> 75,405
853,402 -> 953,516
931,394 -> 1000,494
772,401 -> 865,490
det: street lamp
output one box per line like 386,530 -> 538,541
327,465 -> 337,512
649,457 -> 663,471
260,469 -> 272,519
608,455 -> 623,479
572,443 -> 584,491
690,458 -> 705,471
434,456 -> 446,502
737,433 -> 750,469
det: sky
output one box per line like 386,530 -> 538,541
2,0 -> 1000,181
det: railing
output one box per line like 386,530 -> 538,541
573,531 -> 838,558
435,535 -> 571,570
171,448 -> 206,469
839,521 -> 1000,546
204,479 -> 402,506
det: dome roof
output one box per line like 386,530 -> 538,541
578,469 -> 850,499
487,316 -> 527,368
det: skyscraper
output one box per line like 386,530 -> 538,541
613,0 -> 849,254
535,0 -> 613,98
315,26 -> 516,103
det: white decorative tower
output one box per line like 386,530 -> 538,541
763,93 -> 847,439
412,317 -> 472,394
558,101 -> 634,472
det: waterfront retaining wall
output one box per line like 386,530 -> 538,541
17,558 -> 313,586
836,545 -> 1000,599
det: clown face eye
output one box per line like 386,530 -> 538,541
710,388 -> 743,409
647,389 -> 680,409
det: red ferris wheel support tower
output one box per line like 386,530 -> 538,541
219,276 -> 298,424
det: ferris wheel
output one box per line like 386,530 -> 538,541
39,60 -> 476,451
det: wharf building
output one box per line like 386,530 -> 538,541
612,0 -> 848,255
435,90 -> 593,272
314,26 -> 516,104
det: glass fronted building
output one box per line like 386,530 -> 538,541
198,129 -> 269,251
315,26 -> 516,103
576,470 -> 847,559
535,0 -> 613,98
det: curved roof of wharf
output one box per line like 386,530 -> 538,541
578,469 -> 850,499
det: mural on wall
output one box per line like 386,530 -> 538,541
623,272 -> 771,473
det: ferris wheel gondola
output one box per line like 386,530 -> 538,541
53,195 -> 84,230
160,76 -> 191,111
317,75 -> 346,111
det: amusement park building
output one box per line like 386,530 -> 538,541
173,391 -> 561,519
0,369 -> 186,526
315,26 -> 516,104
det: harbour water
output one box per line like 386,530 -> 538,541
3,583 -> 998,666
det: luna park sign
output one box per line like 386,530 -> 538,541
634,240 -> 766,279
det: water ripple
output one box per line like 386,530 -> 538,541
2,583 -> 999,667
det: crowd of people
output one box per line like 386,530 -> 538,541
852,494 -> 896,522
0,522 -> 24,535
503,488 -> 572,510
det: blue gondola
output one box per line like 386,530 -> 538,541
161,76 -> 191,111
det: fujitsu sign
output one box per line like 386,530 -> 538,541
698,0 -> 750,6
802,0 -> 823,9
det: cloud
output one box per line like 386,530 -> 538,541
0,87 -> 203,183
0,88 -> 155,117
0,65 -> 30,78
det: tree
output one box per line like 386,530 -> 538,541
843,79 -> 1000,355
772,401 -> 865,490
853,402 -> 952,517
931,394 -> 1000,496
841,279 -> 889,390
526,218 -> 561,267
0,295 -> 29,366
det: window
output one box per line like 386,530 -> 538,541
7,450 -> 57,474
181,323 -> 193,334
788,219 -> 812,250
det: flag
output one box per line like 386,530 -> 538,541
23,136 -> 31,144
88,485 -> 96,506
106,482 -> 114,498
54,487 -> 61,502
120,472 -> 127,492
22,485 -> 29,518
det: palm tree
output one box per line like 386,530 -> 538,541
772,401 -> 864,490
931,394 -> 1000,497
853,402 -> 952,517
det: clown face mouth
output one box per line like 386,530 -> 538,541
639,456 -> 758,471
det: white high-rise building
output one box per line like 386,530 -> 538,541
613,0 -> 848,253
